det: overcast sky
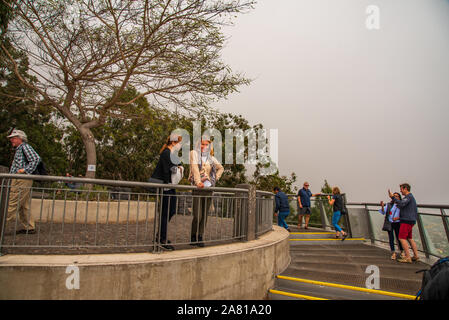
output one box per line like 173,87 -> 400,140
214,0 -> 449,204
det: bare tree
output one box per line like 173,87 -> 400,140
1,0 -> 254,178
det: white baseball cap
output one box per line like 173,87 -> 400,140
7,129 -> 27,142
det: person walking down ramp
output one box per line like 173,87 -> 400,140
273,187 -> 290,232
327,187 -> 348,241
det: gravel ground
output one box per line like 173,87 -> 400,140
0,214 -> 242,255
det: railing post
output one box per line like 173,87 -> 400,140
318,199 -> 329,231
342,194 -> 352,238
416,213 -> 431,259
441,209 -> 449,246
236,184 -> 256,241
0,178 -> 11,257
365,204 -> 375,245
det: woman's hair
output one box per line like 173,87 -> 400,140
393,192 -> 402,200
195,137 -> 214,156
332,187 -> 341,195
159,135 -> 182,154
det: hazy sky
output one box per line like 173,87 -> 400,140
213,0 -> 449,204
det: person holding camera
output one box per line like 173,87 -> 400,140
379,192 -> 404,260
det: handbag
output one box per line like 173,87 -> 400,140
382,203 -> 392,232
147,177 -> 164,194
171,166 -> 183,185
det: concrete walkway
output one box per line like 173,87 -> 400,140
269,226 -> 428,300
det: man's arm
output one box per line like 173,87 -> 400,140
22,144 -> 40,174
274,195 -> 280,213
392,196 -> 410,209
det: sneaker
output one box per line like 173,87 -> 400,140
161,244 -> 175,251
412,256 -> 420,262
391,252 -> 397,260
397,257 -> 412,263
197,236 -> 205,247
16,229 -> 36,235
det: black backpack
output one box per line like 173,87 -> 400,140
416,256 -> 449,300
21,146 -> 48,176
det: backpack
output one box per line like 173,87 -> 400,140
416,256 -> 449,300
21,146 -> 48,176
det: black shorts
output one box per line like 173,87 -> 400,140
299,207 -> 311,215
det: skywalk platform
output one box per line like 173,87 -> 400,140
269,226 -> 428,300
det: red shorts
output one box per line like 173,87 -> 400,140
399,223 -> 414,240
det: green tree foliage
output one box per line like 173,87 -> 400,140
252,165 -> 297,194
0,0 -> 67,174
2,0 -> 254,178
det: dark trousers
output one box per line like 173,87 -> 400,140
159,189 -> 177,243
191,190 -> 213,240
388,222 -> 403,252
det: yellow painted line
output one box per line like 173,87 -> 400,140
277,275 -> 416,300
269,289 -> 328,300
290,232 -> 336,235
289,238 -> 366,241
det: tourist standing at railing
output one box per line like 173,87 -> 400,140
297,181 -> 321,229
6,129 -> 41,234
389,183 -> 420,263
379,192 -> 404,260
273,187 -> 291,232
150,133 -> 184,250
189,136 -> 224,247
327,187 -> 348,240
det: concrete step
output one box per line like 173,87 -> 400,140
270,277 -> 414,300
289,238 -> 366,245
287,260 -> 425,282
280,267 -> 421,295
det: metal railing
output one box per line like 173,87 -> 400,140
0,174 -> 274,255
286,194 -> 351,234
346,202 -> 449,259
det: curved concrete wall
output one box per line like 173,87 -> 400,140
0,226 -> 290,299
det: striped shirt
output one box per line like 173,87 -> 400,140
10,143 -> 41,174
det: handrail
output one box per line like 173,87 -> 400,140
0,174 -> 278,255
347,202 -> 449,210
0,174 -> 249,194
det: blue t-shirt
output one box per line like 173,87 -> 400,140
297,188 -> 312,207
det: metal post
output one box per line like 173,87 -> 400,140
342,194 -> 352,238
236,184 -> 255,241
416,213 -> 430,259
365,204 -> 375,245
318,199 -> 328,231
0,178 -> 11,256
441,209 -> 449,245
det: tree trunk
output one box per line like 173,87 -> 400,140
79,126 -> 97,180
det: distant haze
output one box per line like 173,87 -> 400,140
214,0 -> 449,204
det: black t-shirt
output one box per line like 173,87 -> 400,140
151,148 -> 175,184
332,194 -> 343,212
